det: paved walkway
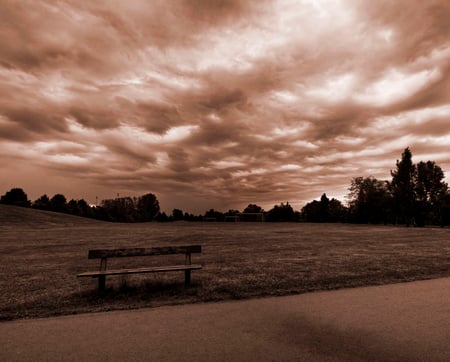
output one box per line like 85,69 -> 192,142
2,277 -> 450,361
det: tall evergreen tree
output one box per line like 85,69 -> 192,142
390,148 -> 416,225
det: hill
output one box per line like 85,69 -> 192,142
0,204 -> 106,229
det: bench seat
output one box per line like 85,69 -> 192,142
77,264 -> 202,278
77,245 -> 202,290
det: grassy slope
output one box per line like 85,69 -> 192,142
1,204 -> 449,321
0,204 -> 105,228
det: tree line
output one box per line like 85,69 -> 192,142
1,148 -> 449,226
302,148 -> 450,226
0,187 -> 302,223
0,190 -> 160,223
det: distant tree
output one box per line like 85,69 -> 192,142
301,200 -> 321,222
102,197 -> 137,222
327,198 -> 347,222
243,204 -> 264,213
224,209 -> 240,222
204,209 -> 224,221
414,161 -> 448,226
301,194 -> 346,222
77,199 -> 92,218
319,193 -> 330,221
0,188 -> 30,207
172,208 -> 184,221
182,212 -> 202,221
240,204 -> 265,221
440,192 -> 450,226
155,211 -> 169,222
224,209 -> 240,216
136,193 -> 160,221
266,202 -> 296,222
99,193 -> 159,222
67,199 -> 80,215
347,177 -> 392,224
33,194 -> 51,210
390,148 -> 449,226
390,148 -> 416,225
50,194 -> 67,213
91,205 -> 109,221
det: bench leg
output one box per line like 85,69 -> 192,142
185,270 -> 191,286
98,275 -> 106,291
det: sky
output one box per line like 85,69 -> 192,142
1,0 -> 450,214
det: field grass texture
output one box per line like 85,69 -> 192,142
1,204 -> 449,321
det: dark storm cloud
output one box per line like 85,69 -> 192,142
134,101 -> 184,134
1,0 -> 449,212
0,121 -> 34,142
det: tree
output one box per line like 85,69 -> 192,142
50,194 -> 67,213
155,211 -> 169,222
390,148 -> 448,226
347,177 -> 392,224
204,209 -> 224,221
390,148 -> 416,225
301,200 -> 321,222
319,193 -> 330,221
266,202 -> 296,222
33,194 -> 51,210
91,205 -> 109,221
98,193 -> 159,222
240,204 -> 265,221
243,204 -> 263,213
328,198 -> 347,222
183,212 -> 198,221
225,209 -> 240,216
440,192 -> 450,226
102,197 -> 137,222
414,161 -> 448,226
67,199 -> 80,215
172,209 -> 184,221
0,188 -> 30,207
224,209 -> 240,222
77,199 -> 92,218
301,194 -> 346,222
136,193 -> 160,221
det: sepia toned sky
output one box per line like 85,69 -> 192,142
1,0 -> 450,214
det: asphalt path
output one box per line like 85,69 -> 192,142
2,277 -> 450,361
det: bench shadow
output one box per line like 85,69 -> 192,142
79,277 -> 202,300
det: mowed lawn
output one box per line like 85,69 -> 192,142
1,205 -> 449,320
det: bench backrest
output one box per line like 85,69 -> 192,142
88,245 -> 201,259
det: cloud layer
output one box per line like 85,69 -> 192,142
1,0 -> 450,213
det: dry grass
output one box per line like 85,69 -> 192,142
1,205 -> 450,321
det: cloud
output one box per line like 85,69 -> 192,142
0,0 -> 449,213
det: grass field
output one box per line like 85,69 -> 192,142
1,204 -> 449,321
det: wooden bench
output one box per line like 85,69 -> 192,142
77,245 -> 202,291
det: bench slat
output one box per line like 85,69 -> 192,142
77,264 -> 202,278
88,245 -> 201,259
